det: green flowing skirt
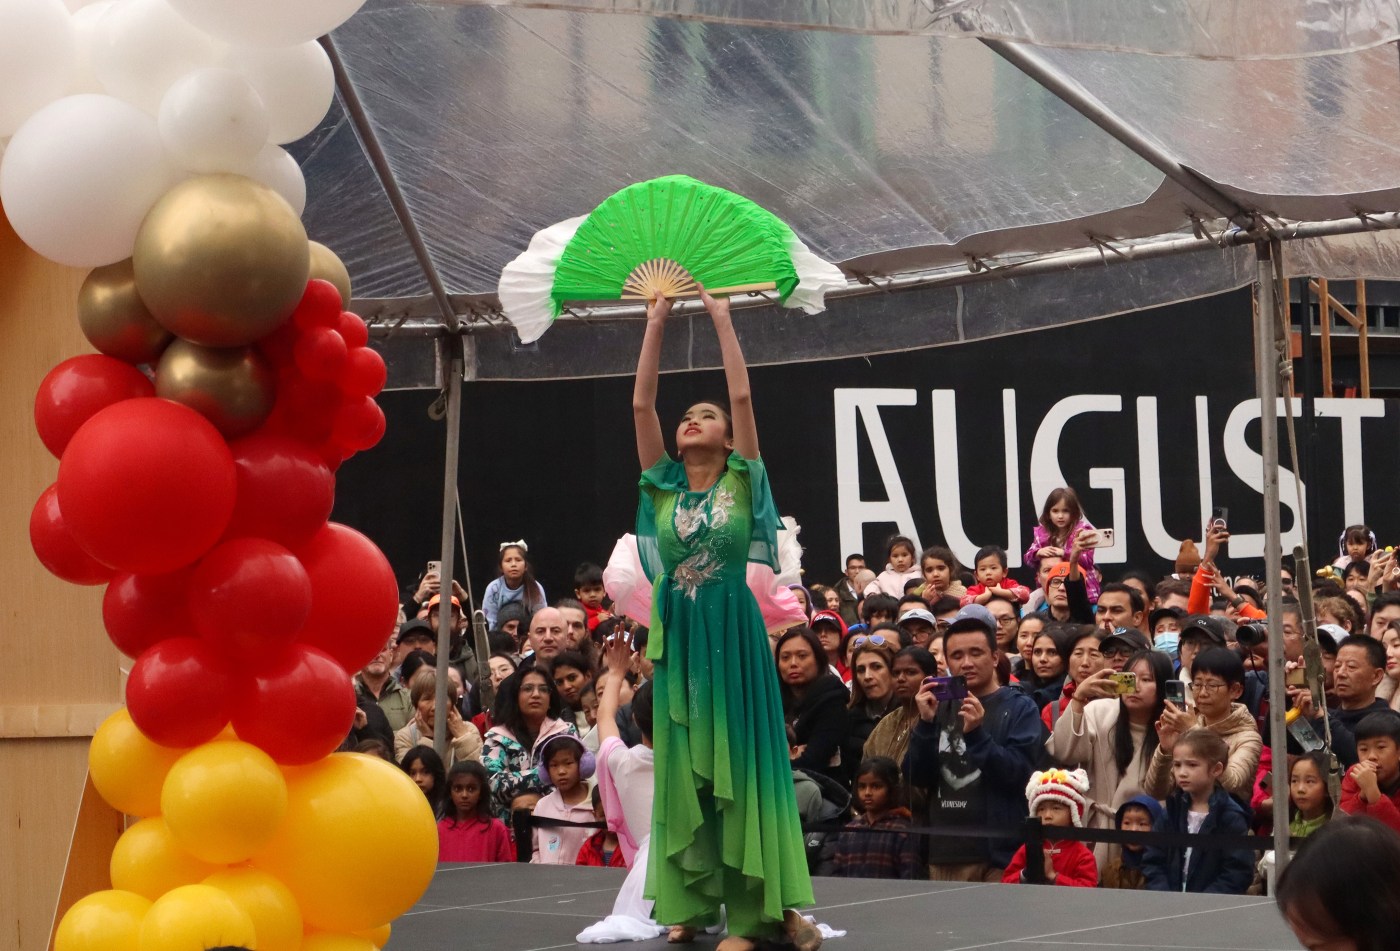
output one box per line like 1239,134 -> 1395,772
645,574 -> 814,937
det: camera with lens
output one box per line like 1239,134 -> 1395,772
1234,621 -> 1268,648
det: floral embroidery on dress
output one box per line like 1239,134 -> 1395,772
670,482 -> 736,599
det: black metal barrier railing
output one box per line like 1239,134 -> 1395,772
510,809 -> 1289,881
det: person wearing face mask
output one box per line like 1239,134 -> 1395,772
1147,607 -> 1185,661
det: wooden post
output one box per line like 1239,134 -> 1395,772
1357,279 -> 1370,398
1318,277 -> 1333,397
0,214 -> 122,949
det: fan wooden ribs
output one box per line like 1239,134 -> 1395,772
619,258 -> 777,301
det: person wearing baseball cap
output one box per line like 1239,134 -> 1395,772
908,601 -> 1047,881
810,610 -> 850,682
1099,627 -> 1151,672
1042,562 -> 1095,625
1178,615 -> 1231,678
897,607 -> 938,649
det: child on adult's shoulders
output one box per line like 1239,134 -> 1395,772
1002,768 -> 1098,887
961,545 -> 1030,608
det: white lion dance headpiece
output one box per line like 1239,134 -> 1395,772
1025,768 -> 1091,827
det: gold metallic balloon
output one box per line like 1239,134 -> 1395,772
77,259 -> 174,364
155,338 -> 276,438
134,174 -> 309,348
308,241 -> 353,309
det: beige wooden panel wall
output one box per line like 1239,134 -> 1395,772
0,214 -> 124,949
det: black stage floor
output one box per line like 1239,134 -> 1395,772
387,864 -> 1303,951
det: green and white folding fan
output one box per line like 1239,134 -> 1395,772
498,175 -> 846,343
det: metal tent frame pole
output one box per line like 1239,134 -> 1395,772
1256,240 -> 1292,876
324,34 -> 468,755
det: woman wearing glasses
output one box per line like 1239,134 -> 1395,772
481,666 -> 578,820
631,290 -> 819,951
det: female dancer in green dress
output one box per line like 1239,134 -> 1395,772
632,287 -> 819,951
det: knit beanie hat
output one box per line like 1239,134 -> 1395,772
1175,539 -> 1202,576
1025,768 -> 1091,827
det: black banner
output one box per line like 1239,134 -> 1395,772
335,289 -> 1400,605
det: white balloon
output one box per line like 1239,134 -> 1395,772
67,1 -> 114,95
0,94 -> 179,267
166,0 -> 365,47
247,145 -> 305,217
226,42 -> 334,145
91,0 -> 223,113
158,68 -> 269,174
0,0 -> 76,137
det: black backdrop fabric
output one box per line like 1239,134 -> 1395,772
333,288 -> 1400,609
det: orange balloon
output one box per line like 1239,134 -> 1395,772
300,934 -> 377,951
89,709 -> 188,817
253,753 -> 436,931
355,923 -> 391,948
204,868 -> 303,951
109,817 -> 219,901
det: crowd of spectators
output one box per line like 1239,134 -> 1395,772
345,496 -> 1400,898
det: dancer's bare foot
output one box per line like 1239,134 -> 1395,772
667,925 -> 697,944
783,910 -> 822,951
716,938 -> 756,951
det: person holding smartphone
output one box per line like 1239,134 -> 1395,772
907,604 -> 1047,882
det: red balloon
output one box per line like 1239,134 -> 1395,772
29,484 -> 114,585
292,279 -> 342,331
257,319 -> 301,368
57,399 -> 237,573
265,374 -> 340,444
294,326 -> 347,382
336,312 -> 369,349
330,397 -> 385,453
225,433 -> 334,548
103,568 -> 195,658
191,538 -> 311,662
231,644 -> 355,764
296,523 -> 398,672
34,354 -> 155,458
126,637 -> 236,747
339,347 -> 385,398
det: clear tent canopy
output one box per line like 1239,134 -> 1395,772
294,0 -> 1400,383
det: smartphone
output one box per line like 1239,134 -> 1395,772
1209,507 -> 1229,531
1108,671 -> 1138,695
1098,527 -> 1116,547
924,675 -> 968,703
426,560 -> 441,577
1163,680 -> 1187,707
1286,666 -> 1307,688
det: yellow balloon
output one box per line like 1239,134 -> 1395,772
90,709 -> 188,818
300,934 -> 377,951
78,260 -> 174,365
253,753 -> 436,931
308,241 -> 352,309
109,817 -> 219,901
203,868 -> 303,951
133,173 -> 309,348
54,889 -> 150,951
162,740 -> 288,864
155,338 -> 276,438
354,923 -> 391,948
139,884 -> 256,951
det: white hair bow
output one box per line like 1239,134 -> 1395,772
499,539 -> 529,552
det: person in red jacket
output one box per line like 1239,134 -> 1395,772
961,545 -> 1031,608
576,787 -> 627,868
1002,768 -> 1098,887
1340,710 -> 1400,833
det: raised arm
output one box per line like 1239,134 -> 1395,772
699,287 -> 758,460
632,296 -> 670,470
